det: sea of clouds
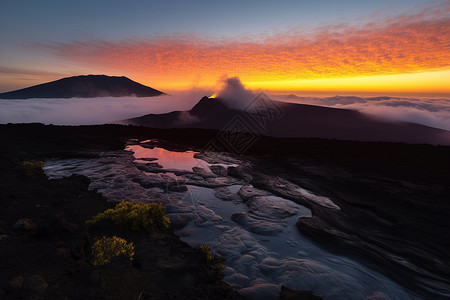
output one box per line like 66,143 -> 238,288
273,94 -> 450,131
0,89 -> 211,125
218,77 -> 450,131
1,76 -> 449,131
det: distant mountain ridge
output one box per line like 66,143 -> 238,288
0,75 -> 164,99
123,96 -> 450,145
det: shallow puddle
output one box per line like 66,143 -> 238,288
43,144 -> 416,300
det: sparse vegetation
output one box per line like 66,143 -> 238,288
22,160 -> 44,177
91,236 -> 135,266
86,201 -> 170,230
199,244 -> 214,261
213,262 -> 226,273
198,244 -> 226,276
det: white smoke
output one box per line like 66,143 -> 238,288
216,76 -> 258,110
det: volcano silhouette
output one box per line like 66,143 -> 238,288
0,75 -> 164,99
123,95 -> 450,145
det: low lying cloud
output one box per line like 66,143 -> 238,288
1,81 -> 449,132
0,89 -> 211,125
0,76 -> 259,125
274,94 -> 450,130
175,111 -> 201,125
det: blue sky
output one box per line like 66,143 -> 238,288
1,0 -> 431,41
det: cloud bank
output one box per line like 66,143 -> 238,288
1,75 -> 449,131
0,89 -> 210,125
274,94 -> 450,130
215,77 -> 450,130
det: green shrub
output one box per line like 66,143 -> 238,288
199,244 -> 214,262
91,236 -> 135,266
22,160 -> 45,177
86,201 -> 170,230
213,262 -> 226,273
198,244 -> 226,277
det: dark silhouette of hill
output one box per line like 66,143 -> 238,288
123,96 -> 450,145
0,75 -> 164,99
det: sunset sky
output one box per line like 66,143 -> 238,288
1,0 -> 449,96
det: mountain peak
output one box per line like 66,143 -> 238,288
0,75 -> 165,99
124,96 -> 450,145
190,96 -> 230,114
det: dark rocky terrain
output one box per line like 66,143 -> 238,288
1,123 -> 449,298
0,75 -> 164,99
0,123 -> 327,300
124,96 -> 450,145
247,155 -> 450,298
0,129 -> 240,299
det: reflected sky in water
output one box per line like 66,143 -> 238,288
126,144 -> 210,171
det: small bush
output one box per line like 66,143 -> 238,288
199,244 -> 214,262
198,244 -> 226,279
22,160 -> 45,177
213,262 -> 226,273
91,236 -> 135,266
86,201 -> 170,230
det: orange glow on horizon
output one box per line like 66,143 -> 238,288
137,69 -> 450,98
243,69 -> 450,97
26,3 -> 450,97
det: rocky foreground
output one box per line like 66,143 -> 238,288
0,145 -> 239,299
0,123 -> 324,300
1,123 -> 449,299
